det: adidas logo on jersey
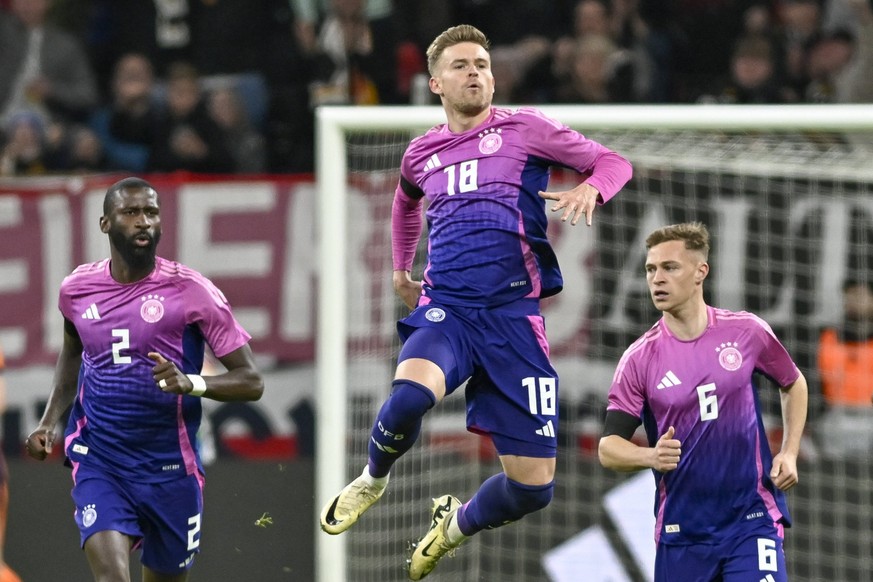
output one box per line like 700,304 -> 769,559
81,303 -> 101,320
535,420 -> 555,437
656,370 -> 681,390
422,153 -> 442,172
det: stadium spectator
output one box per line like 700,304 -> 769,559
148,62 -> 234,174
0,110 -> 59,176
803,1 -> 873,102
536,0 -> 618,100
60,125 -> 107,173
514,0 -> 649,103
802,28 -> 857,101
0,0 -> 98,125
777,0 -> 825,100
258,0 -> 318,172
207,86 -> 267,173
697,35 -> 789,104
318,24 -> 632,580
672,0 -> 750,100
599,222 -> 808,582
304,0 -> 399,106
547,34 -> 635,104
89,52 -> 159,172
85,0 -> 193,91
487,36 -> 552,104
816,278 -> 873,459
0,345 -> 22,582
25,177 -> 264,582
453,0 -> 571,46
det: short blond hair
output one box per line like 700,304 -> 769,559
426,24 -> 491,76
646,222 -> 710,260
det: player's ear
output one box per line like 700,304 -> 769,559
695,262 -> 709,284
99,215 -> 109,233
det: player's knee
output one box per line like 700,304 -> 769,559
379,380 -> 436,425
505,478 -> 554,519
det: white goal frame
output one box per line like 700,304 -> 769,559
314,104 -> 873,582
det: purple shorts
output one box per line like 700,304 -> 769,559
655,521 -> 787,582
72,464 -> 204,575
397,299 -> 558,457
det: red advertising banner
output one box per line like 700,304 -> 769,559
0,174 -> 333,367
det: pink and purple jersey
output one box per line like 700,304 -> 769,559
59,256 -> 250,483
392,106 -> 631,308
608,306 -> 800,546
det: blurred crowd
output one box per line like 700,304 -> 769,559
1,0 -> 872,177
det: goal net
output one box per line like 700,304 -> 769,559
315,104 -> 873,582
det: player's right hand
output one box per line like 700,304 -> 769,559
653,425 -> 681,472
25,427 -> 55,461
392,270 -> 422,311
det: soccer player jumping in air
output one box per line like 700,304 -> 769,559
599,222 -> 808,582
26,177 -> 264,582
319,24 -> 632,580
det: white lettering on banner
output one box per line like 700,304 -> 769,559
0,197 -> 27,293
178,184 -> 275,277
346,188 -> 384,337
281,184 -> 315,340
0,196 -> 22,227
0,196 -> 27,359
711,196 -> 753,312
83,189 -> 108,263
0,328 -> 26,360
40,194 -> 73,355
815,200 -> 853,324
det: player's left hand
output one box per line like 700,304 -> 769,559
149,352 -> 195,395
539,183 -> 601,226
770,452 -> 799,491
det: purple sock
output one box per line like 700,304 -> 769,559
456,473 -> 554,535
367,379 -> 435,478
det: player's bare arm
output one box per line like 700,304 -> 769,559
771,372 -> 808,491
148,344 -> 263,402
538,182 -> 601,226
599,426 -> 682,473
393,269 -> 422,310
26,318 -> 83,460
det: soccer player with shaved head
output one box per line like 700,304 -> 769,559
25,177 -> 264,582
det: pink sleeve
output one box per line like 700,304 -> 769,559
583,152 -> 634,204
518,107 -> 632,203
751,315 -> 801,387
392,184 -> 423,271
607,350 -> 646,417
186,273 -> 251,358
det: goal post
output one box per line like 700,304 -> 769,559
315,104 -> 873,582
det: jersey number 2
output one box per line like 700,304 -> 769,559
111,329 -> 131,364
